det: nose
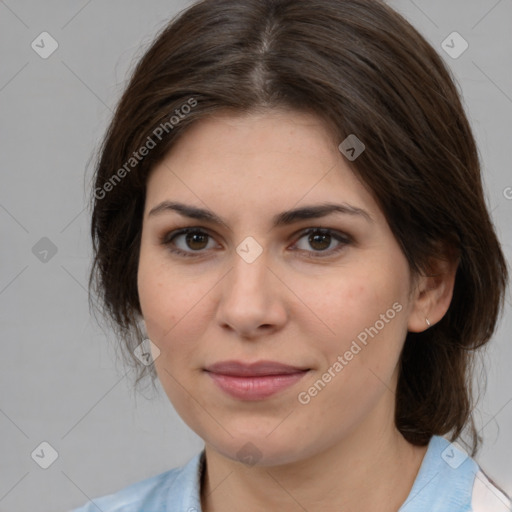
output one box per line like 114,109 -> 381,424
215,246 -> 288,339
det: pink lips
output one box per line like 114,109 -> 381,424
204,360 -> 310,400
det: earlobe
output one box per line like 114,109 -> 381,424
407,253 -> 459,333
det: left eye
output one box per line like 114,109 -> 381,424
292,228 -> 351,257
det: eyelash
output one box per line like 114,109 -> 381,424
159,227 -> 352,259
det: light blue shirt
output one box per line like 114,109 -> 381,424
71,434 -> 511,511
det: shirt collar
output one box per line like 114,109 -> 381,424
399,435 -> 477,511
170,435 -> 477,512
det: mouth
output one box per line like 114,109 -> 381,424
203,360 -> 310,400
204,359 -> 310,377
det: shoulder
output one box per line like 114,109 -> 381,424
70,451 -> 204,512
70,467 -> 181,512
400,436 -> 511,512
471,468 -> 512,512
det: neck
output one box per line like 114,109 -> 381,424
200,412 -> 429,512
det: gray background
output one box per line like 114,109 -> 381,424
0,1 -> 511,511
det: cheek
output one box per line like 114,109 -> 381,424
295,273 -> 407,426
137,258 -> 211,416
137,254 -> 215,361
297,265 -> 406,343
295,258 -> 409,393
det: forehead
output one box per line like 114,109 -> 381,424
144,110 -> 380,222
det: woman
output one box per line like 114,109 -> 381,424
75,0 -> 511,510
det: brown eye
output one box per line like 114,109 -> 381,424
161,227 -> 351,259
185,231 -> 209,250
293,228 -> 352,258
161,228 -> 218,257
308,232 -> 332,251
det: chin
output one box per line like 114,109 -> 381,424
205,433 -> 308,468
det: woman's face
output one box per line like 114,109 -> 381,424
137,110 -> 422,466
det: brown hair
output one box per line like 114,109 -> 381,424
87,0 -> 508,457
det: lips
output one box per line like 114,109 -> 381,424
204,360 -> 310,377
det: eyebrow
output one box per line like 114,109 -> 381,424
148,201 -> 373,227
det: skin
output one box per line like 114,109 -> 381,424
137,110 -> 458,512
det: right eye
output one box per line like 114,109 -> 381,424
160,228 -> 219,257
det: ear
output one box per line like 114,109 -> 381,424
407,246 -> 459,333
